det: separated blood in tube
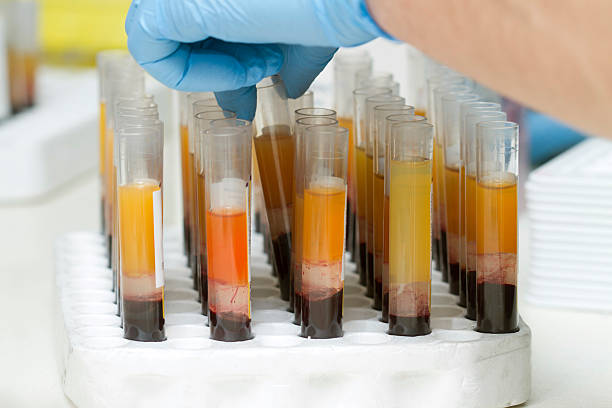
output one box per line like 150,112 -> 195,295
193,109 -> 237,315
441,91 -> 479,295
254,76 -> 295,301
118,126 -> 165,341
353,87 -> 393,288
430,80 -> 470,281
334,51 -> 373,263
293,114 -> 338,325
301,126 -> 348,339
381,114 -> 427,323
364,94 -> 404,299
372,104 -> 414,310
204,122 -> 253,342
188,94 -> 219,294
388,122 -> 434,336
463,110 -> 506,320
178,93 -> 192,261
475,121 -> 519,334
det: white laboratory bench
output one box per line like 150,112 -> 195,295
1,171 -> 611,407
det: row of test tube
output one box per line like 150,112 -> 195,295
336,50 -> 519,335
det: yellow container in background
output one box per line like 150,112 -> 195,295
40,0 -> 130,66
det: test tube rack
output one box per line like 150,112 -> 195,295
55,226 -> 531,408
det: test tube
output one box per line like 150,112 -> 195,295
118,125 -> 165,341
253,75 -> 295,301
188,94 -> 219,293
371,103 -> 414,310
464,110 -> 507,320
293,114 -> 338,325
96,50 -> 127,235
381,114 -> 427,323
193,110 -> 238,315
334,51 -> 373,264
7,0 -> 38,113
405,46 -> 428,117
364,94 -> 405,299
475,121 -> 519,334
103,59 -> 145,267
301,126 -> 348,339
353,87 -> 393,287
427,77 -> 468,277
204,124 -> 253,342
441,91 -> 479,296
388,121 -> 434,336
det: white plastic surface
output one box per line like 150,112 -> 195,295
526,138 -> 612,311
56,227 -> 531,408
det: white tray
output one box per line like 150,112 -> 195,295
55,228 -> 531,408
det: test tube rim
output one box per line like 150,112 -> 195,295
353,86 -> 393,97
295,107 -> 337,119
374,104 -> 416,114
476,120 -> 519,152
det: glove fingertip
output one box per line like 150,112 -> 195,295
215,86 -> 257,121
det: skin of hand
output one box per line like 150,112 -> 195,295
125,0 -> 386,119
366,0 -> 612,137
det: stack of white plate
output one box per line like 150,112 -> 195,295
525,138 -> 612,312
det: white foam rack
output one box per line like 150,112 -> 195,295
55,227 -> 531,408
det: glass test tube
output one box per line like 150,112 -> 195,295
293,114 -> 338,326
301,126 -> 348,339
381,114 -> 427,323
96,50 -> 127,235
441,92 -> 480,300
388,121 -> 433,336
427,77 -> 468,278
253,75 -> 295,301
353,87 -> 393,288
334,51 -> 373,265
371,104 -> 415,311
118,125 -> 165,341
439,90 -> 478,295
188,94 -> 219,293
405,47 -> 428,116
113,98 -> 159,304
357,71 -> 393,88
364,94 -> 405,299
7,0 -> 38,113
464,110 -> 507,320
193,110 -> 237,315
204,124 -> 253,342
103,59 -> 145,267
475,121 -> 519,334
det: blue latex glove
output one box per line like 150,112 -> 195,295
125,0 -> 390,118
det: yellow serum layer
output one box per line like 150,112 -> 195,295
466,175 -> 477,271
366,154 -> 374,250
180,125 -> 191,222
338,117 -> 355,202
444,165 -> 461,263
389,158 -> 432,285
99,102 -> 106,176
355,147 -> 367,242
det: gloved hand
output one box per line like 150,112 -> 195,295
125,0 -> 391,118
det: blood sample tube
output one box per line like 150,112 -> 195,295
204,124 -> 253,342
405,46 -> 428,117
388,121 -> 434,336
353,87 -> 393,288
293,114 -> 338,325
475,121 -> 519,334
193,110 -> 237,315
371,103 -> 414,310
441,91 -> 479,297
357,72 -> 400,95
253,75 -> 295,301
364,94 -> 405,299
188,94 -> 219,293
461,108 -> 506,321
334,51 -> 373,264
118,125 -> 165,341
96,50 -> 126,236
301,126 -> 349,339
7,0 -> 38,114
381,114 -> 427,323
428,77 -> 469,279
103,59 -> 145,267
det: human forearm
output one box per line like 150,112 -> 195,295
368,0 -> 612,137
